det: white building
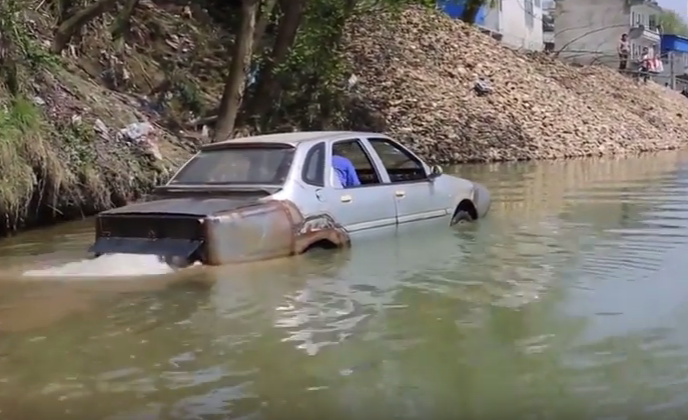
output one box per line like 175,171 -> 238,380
554,0 -> 662,67
481,0 -> 544,51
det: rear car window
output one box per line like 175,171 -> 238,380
170,146 -> 295,185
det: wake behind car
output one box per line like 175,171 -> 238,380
89,131 -> 491,267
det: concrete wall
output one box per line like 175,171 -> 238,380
555,0 -> 663,68
555,0 -> 629,66
501,0 -> 544,50
439,0 -> 544,51
483,2 -> 502,33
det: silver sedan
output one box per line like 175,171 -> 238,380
89,131 -> 491,266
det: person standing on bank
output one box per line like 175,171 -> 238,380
640,46 -> 652,83
618,33 -> 630,72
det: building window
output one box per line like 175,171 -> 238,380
534,0 -> 540,8
542,12 -> 554,32
631,42 -> 642,59
631,11 -> 635,26
524,0 -> 534,28
649,14 -> 658,30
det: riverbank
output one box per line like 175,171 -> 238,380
3,3 -> 688,237
343,7 -> 688,163
0,66 -> 188,236
0,0 -> 207,235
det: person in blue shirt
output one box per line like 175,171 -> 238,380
332,154 -> 361,188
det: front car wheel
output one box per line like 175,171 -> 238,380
450,209 -> 474,226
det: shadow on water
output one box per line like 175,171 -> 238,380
1,151 -> 688,418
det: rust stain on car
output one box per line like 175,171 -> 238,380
90,196 -> 350,267
200,200 -> 350,265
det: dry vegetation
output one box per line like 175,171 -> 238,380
343,7 -> 688,163
0,0 -> 192,235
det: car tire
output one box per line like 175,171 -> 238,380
161,255 -> 192,269
450,209 -> 474,226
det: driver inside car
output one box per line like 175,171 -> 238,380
332,154 -> 361,188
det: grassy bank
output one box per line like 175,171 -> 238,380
0,14 -> 173,235
0,82 -> 166,236
0,0 -> 198,236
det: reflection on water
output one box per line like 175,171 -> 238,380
1,152 -> 688,418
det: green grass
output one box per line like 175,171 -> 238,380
0,96 -> 68,224
0,0 -> 182,234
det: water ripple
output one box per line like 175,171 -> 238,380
2,153 -> 688,418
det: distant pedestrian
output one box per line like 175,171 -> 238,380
640,46 -> 651,83
618,34 -> 630,72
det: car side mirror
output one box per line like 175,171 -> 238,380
428,165 -> 443,180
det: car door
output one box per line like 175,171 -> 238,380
364,137 -> 450,225
321,137 -> 397,237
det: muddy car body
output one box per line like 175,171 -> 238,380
89,131 -> 491,266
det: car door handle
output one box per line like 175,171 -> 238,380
341,195 -> 352,203
395,191 -> 405,198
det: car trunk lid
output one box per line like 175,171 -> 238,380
89,212 -> 206,258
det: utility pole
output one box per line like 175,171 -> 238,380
670,50 -> 676,90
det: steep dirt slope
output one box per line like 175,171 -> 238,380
343,7 -> 688,163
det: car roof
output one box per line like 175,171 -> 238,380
205,131 -> 386,149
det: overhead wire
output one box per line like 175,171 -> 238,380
460,1 -> 688,81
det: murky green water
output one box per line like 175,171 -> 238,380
2,152 -> 688,419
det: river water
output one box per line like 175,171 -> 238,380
2,152 -> 688,419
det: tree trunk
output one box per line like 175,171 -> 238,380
252,0 -> 278,53
212,0 -> 259,142
52,0 -> 121,53
111,0 -> 140,42
460,0 -> 484,24
55,0 -> 78,26
247,0 -> 305,121
0,25 -> 19,95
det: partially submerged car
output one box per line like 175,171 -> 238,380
89,131 -> 491,267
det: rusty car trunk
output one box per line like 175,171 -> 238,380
89,187 -> 350,266
89,189 -> 270,263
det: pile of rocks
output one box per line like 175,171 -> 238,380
343,7 -> 688,163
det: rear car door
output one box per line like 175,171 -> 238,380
364,137 -> 449,225
322,137 -> 397,236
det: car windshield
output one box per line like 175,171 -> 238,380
169,146 -> 295,185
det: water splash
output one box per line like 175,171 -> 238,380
22,253 -> 176,278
